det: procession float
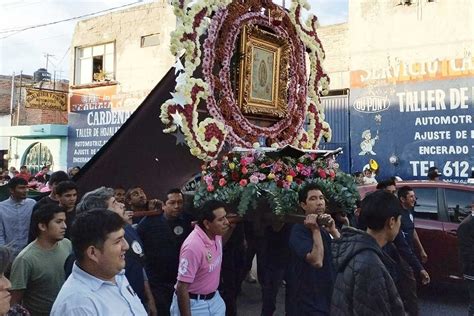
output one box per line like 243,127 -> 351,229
160,0 -> 359,220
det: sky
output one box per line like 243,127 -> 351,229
0,0 -> 348,79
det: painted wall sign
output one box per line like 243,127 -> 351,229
25,89 -> 67,111
349,77 -> 474,183
67,86 -> 134,167
352,95 -> 390,113
351,55 -> 474,88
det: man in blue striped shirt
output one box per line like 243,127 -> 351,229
0,178 -> 35,257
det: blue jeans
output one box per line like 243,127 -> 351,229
170,291 -> 226,316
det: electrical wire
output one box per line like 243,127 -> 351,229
0,1 -> 143,38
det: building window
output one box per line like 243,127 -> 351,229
23,142 -> 53,175
141,33 -> 160,48
75,42 -> 115,85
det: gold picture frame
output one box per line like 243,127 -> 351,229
238,25 -> 289,118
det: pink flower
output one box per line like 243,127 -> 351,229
300,167 -> 311,177
207,184 -> 214,192
245,155 -> 254,165
219,178 -> 227,186
210,160 -> 218,168
249,175 -> 259,184
204,175 -> 213,185
241,166 -> 248,175
258,173 -> 266,181
239,179 -> 248,187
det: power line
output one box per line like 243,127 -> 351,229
0,1 -> 143,38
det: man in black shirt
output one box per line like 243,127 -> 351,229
126,186 -> 162,224
55,181 -> 78,239
137,188 -> 192,316
397,186 -> 430,316
458,200 -> 474,315
261,221 -> 293,316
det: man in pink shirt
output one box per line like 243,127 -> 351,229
171,200 -> 231,316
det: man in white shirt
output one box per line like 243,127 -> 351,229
51,209 -> 146,316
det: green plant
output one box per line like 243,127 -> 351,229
194,150 -> 360,215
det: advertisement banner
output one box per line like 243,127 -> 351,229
349,77 -> 474,182
67,86 -> 133,167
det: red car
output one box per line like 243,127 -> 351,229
358,180 -> 474,283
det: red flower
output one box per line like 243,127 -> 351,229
239,179 -> 248,187
276,180 -> 284,188
241,166 -> 248,175
329,169 -> 336,179
231,171 -> 240,181
318,168 -> 327,179
207,184 -> 215,192
295,178 -> 303,185
219,178 -> 227,186
289,169 -> 297,177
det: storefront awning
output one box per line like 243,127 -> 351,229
0,124 -> 68,138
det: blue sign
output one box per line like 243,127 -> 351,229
350,78 -> 474,182
67,108 -> 132,167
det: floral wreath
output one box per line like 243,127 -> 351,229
160,0 -> 332,161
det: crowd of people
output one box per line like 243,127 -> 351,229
0,166 -> 81,189
0,165 -> 471,316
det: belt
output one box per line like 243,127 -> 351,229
188,291 -> 216,300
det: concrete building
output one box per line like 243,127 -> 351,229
318,0 -> 474,181
66,0 -> 473,181
67,0 -> 176,167
0,72 -> 69,173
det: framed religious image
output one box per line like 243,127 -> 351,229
238,25 -> 289,118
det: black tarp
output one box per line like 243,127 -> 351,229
74,67 -> 202,199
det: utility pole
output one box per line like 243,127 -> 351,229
17,71 -> 23,126
44,53 -> 54,70
10,72 -> 15,126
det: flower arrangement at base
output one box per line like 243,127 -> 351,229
194,150 -> 359,216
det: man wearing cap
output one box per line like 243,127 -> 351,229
170,200 -> 233,316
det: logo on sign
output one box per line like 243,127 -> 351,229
353,96 -> 390,113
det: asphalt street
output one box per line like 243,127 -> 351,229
236,281 -> 469,316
